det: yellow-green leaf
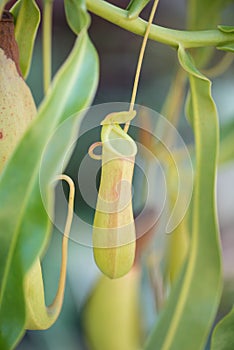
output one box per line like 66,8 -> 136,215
217,44 -> 234,52
211,306 -> 234,350
145,46 -> 222,350
10,0 -> 40,78
218,25 -> 234,33
0,30 -> 99,349
64,0 -> 90,34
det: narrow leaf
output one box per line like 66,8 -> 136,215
217,44 -> 234,53
10,0 -> 40,78
145,46 -> 222,350
211,307 -> 234,350
0,30 -> 99,349
218,25 -> 234,33
64,0 -> 90,34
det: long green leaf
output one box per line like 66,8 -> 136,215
211,306 -> 234,349
0,30 -> 99,349
145,46 -> 222,350
10,0 -> 40,78
186,106 -> 234,165
64,0 -> 90,34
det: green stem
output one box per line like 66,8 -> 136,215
43,0 -> 53,94
86,0 -> 234,49
125,0 -> 159,132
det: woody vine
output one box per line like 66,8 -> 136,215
0,1 -> 234,350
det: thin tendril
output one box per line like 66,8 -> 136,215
88,141 -> 103,160
48,174 -> 75,313
124,0 -> 160,133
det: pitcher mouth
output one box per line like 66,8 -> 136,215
101,124 -> 137,158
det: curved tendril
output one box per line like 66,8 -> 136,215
25,174 -> 75,329
48,174 -> 75,313
88,141 -> 103,160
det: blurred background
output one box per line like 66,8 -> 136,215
6,0 -> 234,349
